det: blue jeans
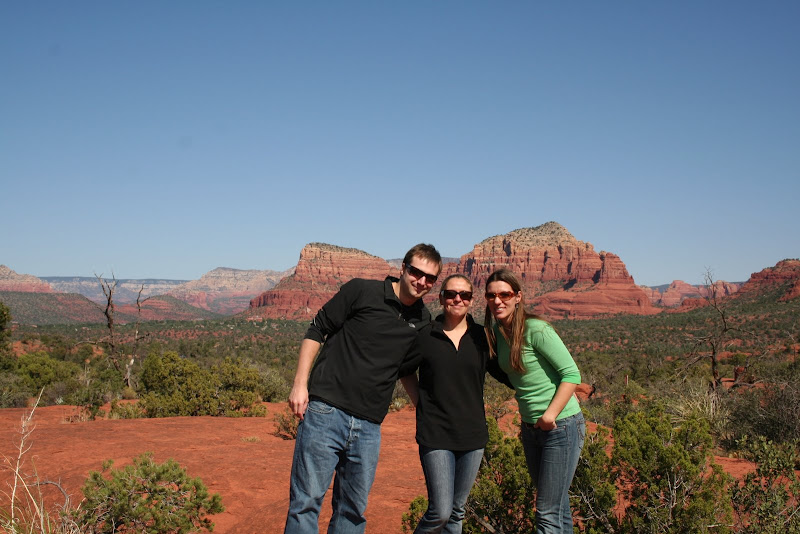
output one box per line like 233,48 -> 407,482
284,400 -> 382,534
520,412 -> 585,534
414,447 -> 484,534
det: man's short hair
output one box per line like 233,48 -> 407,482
402,243 -> 442,273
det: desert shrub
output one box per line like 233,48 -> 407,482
256,364 -> 291,402
109,400 -> 145,419
273,407 -> 299,440
401,495 -> 428,533
483,375 -> 514,421
77,452 -> 224,534
664,380 -> 731,443
572,424 -> 620,533
14,351 -> 80,394
579,397 -> 615,427
456,403 -> 732,534
0,371 -> 29,408
139,351 -> 265,417
609,403 -> 732,533
723,358 -> 800,451
731,435 -> 800,533
69,364 -> 126,420
463,417 -> 535,533
212,358 -> 261,415
139,351 -> 219,417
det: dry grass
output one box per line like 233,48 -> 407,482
1,391 -> 81,534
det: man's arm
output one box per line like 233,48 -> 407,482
288,338 -> 322,420
399,374 -> 420,407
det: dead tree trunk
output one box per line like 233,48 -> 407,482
96,273 -> 121,373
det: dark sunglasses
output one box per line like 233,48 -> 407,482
441,289 -> 473,301
405,264 -> 438,284
485,291 -> 517,302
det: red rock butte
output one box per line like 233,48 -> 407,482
247,243 -> 397,320
437,222 -> 658,318
249,222 -> 660,320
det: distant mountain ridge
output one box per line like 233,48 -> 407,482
42,276 -> 188,304
169,267 -> 292,314
640,280 -> 743,307
4,232 -> 797,324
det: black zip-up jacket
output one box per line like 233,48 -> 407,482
413,314 -> 511,450
304,276 -> 431,424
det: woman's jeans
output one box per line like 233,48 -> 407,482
520,412 -> 585,534
284,400 -> 382,534
414,446 -> 484,534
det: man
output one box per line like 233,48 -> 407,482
284,243 -> 442,534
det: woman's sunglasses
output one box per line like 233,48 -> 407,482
485,291 -> 517,302
441,290 -> 473,301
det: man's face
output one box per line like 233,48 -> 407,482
399,256 -> 440,303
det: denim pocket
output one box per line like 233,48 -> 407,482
307,400 -> 335,415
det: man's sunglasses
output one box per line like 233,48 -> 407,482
441,290 -> 473,301
405,264 -> 438,284
485,291 -> 517,302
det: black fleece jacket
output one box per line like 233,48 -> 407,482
304,276 -> 431,424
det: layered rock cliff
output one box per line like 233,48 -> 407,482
0,265 -> 53,293
441,222 -> 658,318
169,267 -> 291,315
737,259 -> 800,302
247,243 -> 396,320
248,223 -> 659,320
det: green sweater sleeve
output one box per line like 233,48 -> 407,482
527,321 -> 581,385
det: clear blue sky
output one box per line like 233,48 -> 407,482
2,1 -> 798,286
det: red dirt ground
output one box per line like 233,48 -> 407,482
0,403 -> 425,534
0,404 -> 754,534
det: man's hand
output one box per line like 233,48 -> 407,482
288,338 -> 321,420
288,384 -> 309,420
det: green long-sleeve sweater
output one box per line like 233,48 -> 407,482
494,318 -> 581,424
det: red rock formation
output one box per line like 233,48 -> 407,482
737,259 -> 800,302
248,244 -> 396,320
639,285 -> 661,303
0,265 -> 53,293
437,223 -> 659,319
169,267 -> 291,315
644,280 -> 741,307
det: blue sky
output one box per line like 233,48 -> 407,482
2,1 -> 798,286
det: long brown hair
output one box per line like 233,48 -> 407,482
483,268 -> 547,373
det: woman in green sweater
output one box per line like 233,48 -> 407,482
484,269 -> 585,534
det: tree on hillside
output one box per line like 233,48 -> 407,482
86,275 -> 149,389
683,270 -> 759,390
